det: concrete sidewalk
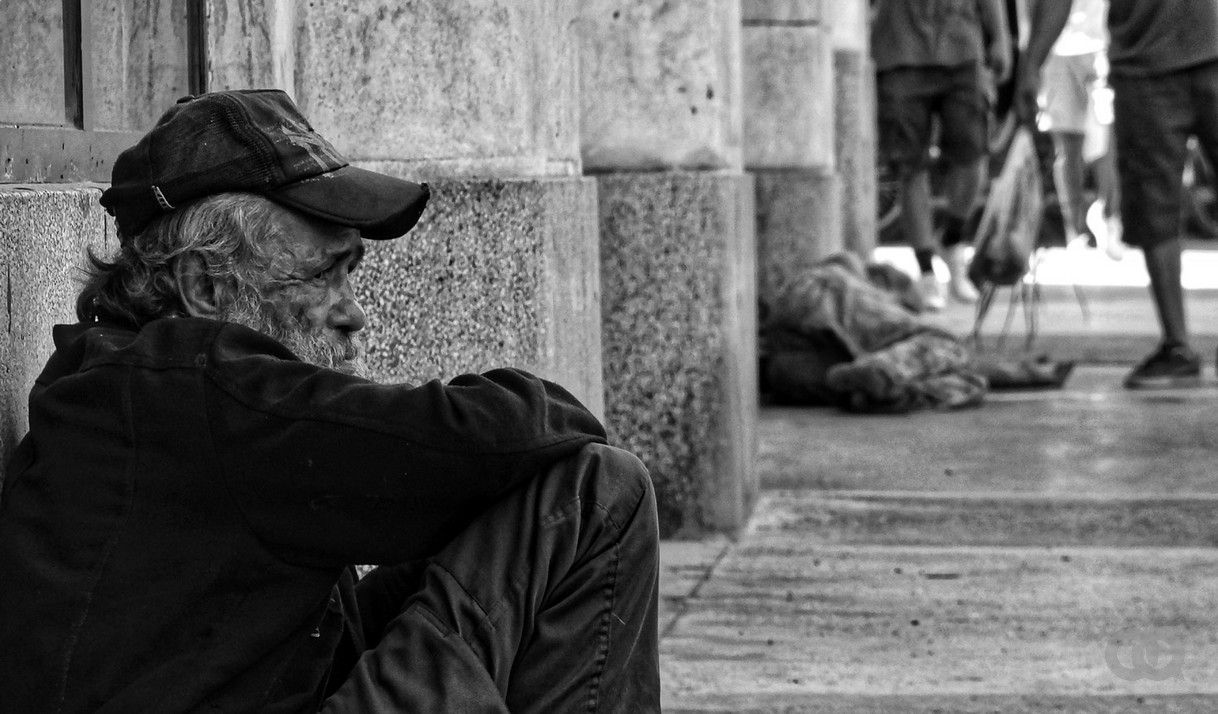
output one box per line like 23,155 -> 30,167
657,253 -> 1218,711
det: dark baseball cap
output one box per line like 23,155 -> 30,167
99,89 -> 429,240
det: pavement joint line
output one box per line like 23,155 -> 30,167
987,388 -> 1218,400
720,542 -> 1218,556
760,489 -> 1218,502
660,539 -> 735,640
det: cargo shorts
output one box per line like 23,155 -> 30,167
878,62 -> 991,175
1111,59 -> 1218,248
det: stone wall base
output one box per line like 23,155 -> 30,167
753,168 -> 842,307
0,186 -> 114,480
355,176 -> 604,418
596,170 -> 758,536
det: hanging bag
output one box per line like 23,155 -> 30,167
968,125 -> 1043,289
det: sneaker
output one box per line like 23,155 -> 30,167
1123,344 -> 1202,389
945,245 -> 979,304
918,273 -> 946,312
949,275 -> 980,303
1087,200 -> 1126,261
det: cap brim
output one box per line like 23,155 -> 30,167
267,165 -> 429,240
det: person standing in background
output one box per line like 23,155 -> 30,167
1038,0 -> 1124,260
1102,0 -> 1218,388
872,0 -> 1013,310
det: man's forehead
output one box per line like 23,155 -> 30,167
316,233 -> 365,258
270,203 -> 365,259
282,232 -> 364,264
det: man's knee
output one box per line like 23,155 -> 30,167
586,442 -> 654,499
563,443 -> 658,543
1119,176 -> 1180,248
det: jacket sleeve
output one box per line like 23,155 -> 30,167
201,324 -> 607,567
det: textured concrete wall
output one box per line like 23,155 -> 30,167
835,48 -> 877,258
743,0 -> 840,301
355,177 -> 604,417
207,0 -> 295,92
0,186 -> 114,483
295,1 -> 579,179
827,0 -> 868,52
742,0 -> 826,23
754,169 -> 841,306
824,0 -> 876,257
208,0 -> 581,179
742,21 -> 834,169
578,0 -> 744,171
598,172 -> 758,536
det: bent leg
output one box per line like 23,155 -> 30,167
323,443 -> 660,714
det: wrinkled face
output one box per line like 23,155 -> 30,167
221,203 -> 370,376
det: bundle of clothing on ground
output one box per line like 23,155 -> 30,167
760,254 -> 1073,414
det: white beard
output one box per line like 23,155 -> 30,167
220,290 -> 369,379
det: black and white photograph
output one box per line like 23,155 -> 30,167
1,1 -> 1216,712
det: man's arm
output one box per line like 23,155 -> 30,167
978,0 -> 1013,83
204,324 -> 607,567
1015,0 -> 1073,121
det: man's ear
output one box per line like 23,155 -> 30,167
173,255 -> 222,318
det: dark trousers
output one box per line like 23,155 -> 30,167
321,443 -> 661,713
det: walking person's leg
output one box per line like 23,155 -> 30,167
939,62 -> 995,304
1041,52 -> 1100,247
1086,125 -> 1126,260
1111,69 -> 1199,388
900,168 -> 944,309
1052,130 -> 1090,243
879,68 -> 946,310
940,158 -> 986,302
1183,59 -> 1218,377
323,443 -> 660,713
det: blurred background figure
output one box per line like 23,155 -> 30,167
872,0 -> 1012,311
1037,0 -> 1125,260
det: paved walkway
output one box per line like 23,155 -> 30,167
658,249 -> 1218,712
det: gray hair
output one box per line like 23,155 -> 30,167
76,193 -> 286,326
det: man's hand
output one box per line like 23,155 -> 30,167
977,0 -> 1013,86
1016,0 -> 1073,124
1013,64 -> 1041,124
987,29 -> 1013,84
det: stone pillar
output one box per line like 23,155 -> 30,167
742,0 -> 842,306
206,0 -> 604,416
580,1 -> 758,536
0,187 -> 115,480
827,0 -> 877,258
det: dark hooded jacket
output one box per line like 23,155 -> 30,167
0,317 -> 605,713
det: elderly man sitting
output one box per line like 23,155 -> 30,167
0,90 -> 659,713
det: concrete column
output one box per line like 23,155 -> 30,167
207,0 -> 603,416
580,1 -> 758,536
0,187 -> 115,480
827,0 -> 877,258
742,0 -> 842,306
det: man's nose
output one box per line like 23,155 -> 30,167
329,286 -> 367,333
